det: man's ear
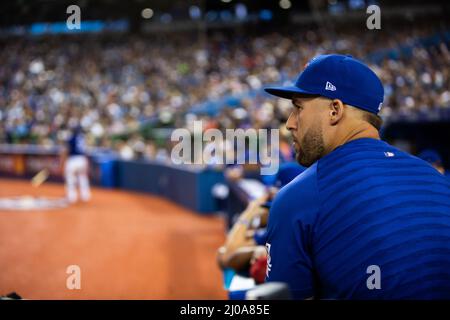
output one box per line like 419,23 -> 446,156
329,99 -> 345,126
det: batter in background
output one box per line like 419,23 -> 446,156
62,126 -> 91,203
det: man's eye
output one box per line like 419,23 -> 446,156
291,101 -> 303,111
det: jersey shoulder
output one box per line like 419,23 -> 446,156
316,138 -> 448,185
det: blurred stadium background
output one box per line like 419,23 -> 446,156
0,0 -> 449,299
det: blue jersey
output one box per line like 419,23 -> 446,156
265,138 -> 450,299
68,132 -> 85,156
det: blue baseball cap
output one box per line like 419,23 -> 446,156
264,54 -> 384,115
261,162 -> 305,208
273,162 -> 305,189
418,149 -> 443,165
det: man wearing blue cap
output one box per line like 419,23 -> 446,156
418,149 -> 446,175
264,54 -> 450,299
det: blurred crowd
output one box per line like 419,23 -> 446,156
0,23 -> 449,161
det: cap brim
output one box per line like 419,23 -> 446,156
264,86 -> 317,99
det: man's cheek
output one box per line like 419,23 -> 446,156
297,126 -> 305,144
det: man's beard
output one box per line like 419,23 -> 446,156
296,124 -> 325,167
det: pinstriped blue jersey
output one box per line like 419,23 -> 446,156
265,138 -> 450,299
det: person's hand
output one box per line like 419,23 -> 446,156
240,196 -> 269,222
267,186 -> 279,201
250,245 -> 268,265
250,246 -> 268,284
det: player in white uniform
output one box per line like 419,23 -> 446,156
63,126 -> 91,203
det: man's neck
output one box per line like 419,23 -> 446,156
326,124 -> 380,155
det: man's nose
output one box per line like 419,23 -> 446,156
286,111 -> 296,131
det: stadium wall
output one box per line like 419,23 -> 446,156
0,145 -> 224,214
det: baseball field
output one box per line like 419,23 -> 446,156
0,178 -> 227,299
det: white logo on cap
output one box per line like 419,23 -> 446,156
378,102 -> 383,111
384,152 -> 394,157
325,81 -> 336,91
